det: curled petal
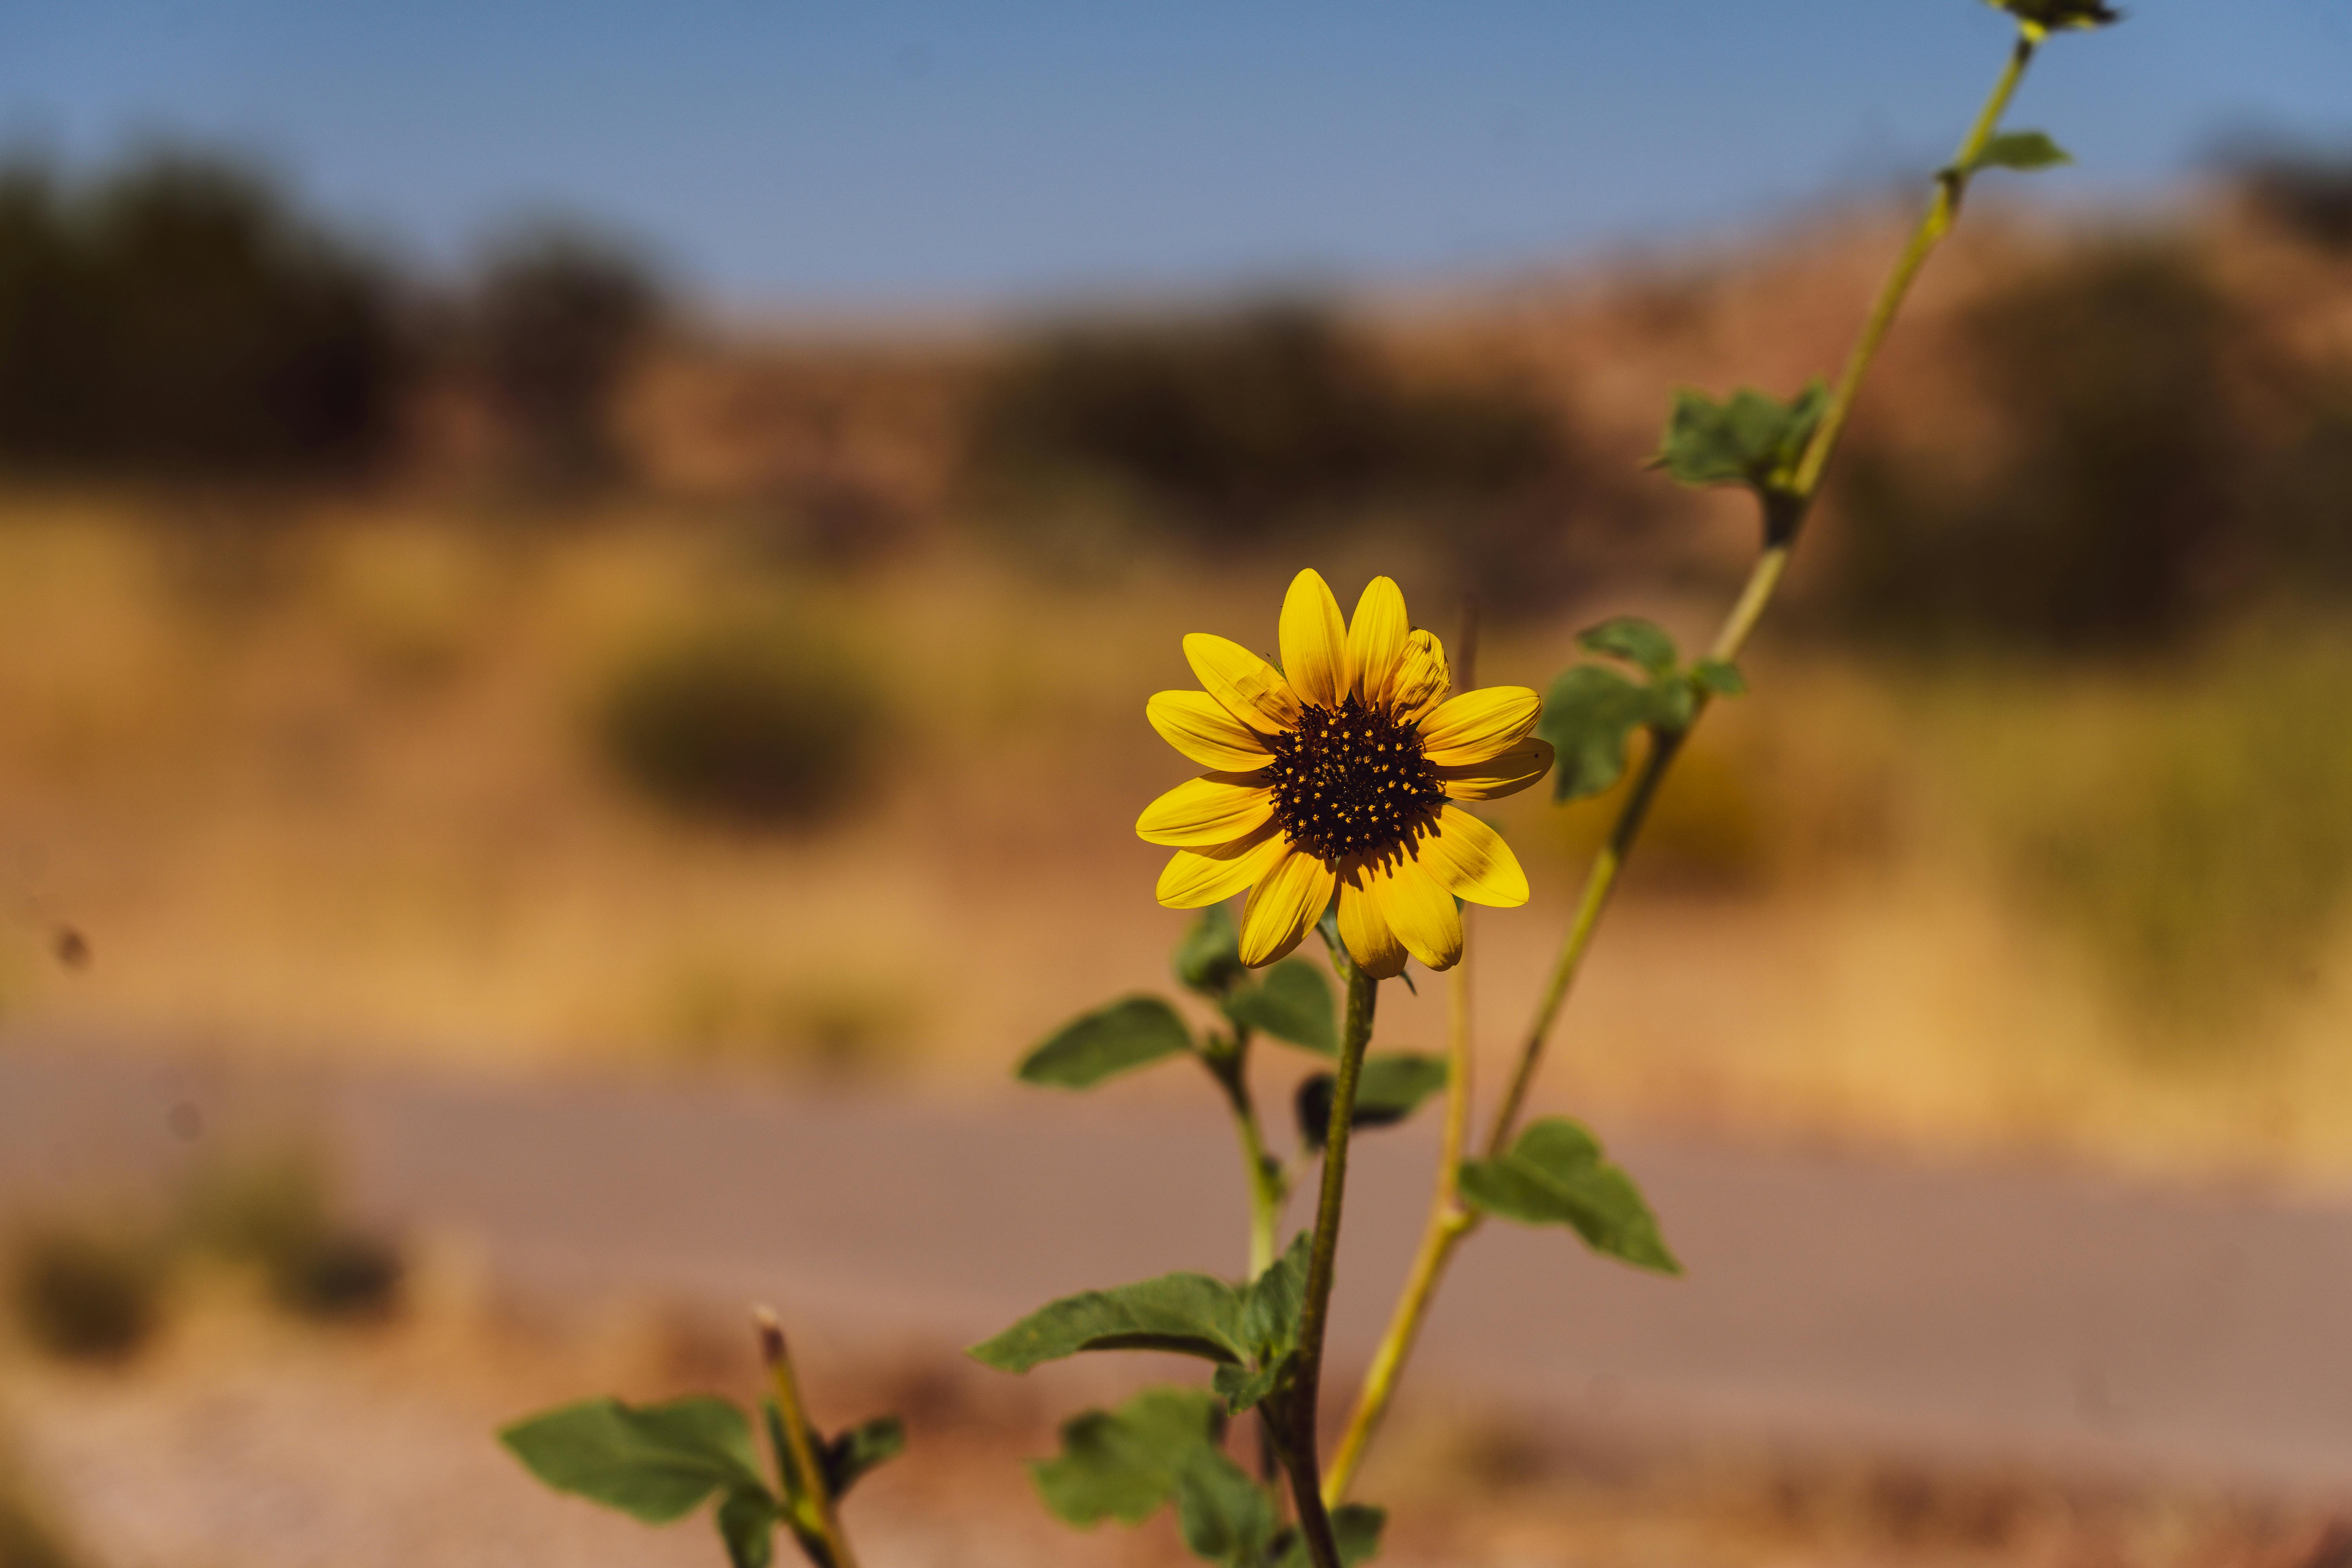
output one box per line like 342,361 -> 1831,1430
1391,628 -> 1450,724
1148,690 -> 1273,771
1239,845 -> 1336,967
1278,568 -> 1347,712
1136,775 -> 1273,848
1185,634 -> 1302,733
1418,806 -> 1529,907
1418,685 -> 1540,767
1156,824 -> 1289,909
1437,737 -> 1553,801
1344,577 -> 1410,710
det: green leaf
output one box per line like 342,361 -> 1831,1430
822,1416 -> 905,1498
1690,658 -> 1747,698
969,1272 -> 1246,1373
1212,1232 -> 1311,1412
499,1396 -> 770,1524
1017,996 -> 1192,1089
716,1490 -> 778,1568
1649,381 -> 1828,496
1276,1504 -> 1388,1567
1577,617 -> 1677,677
1223,958 -> 1336,1054
1173,904 -> 1247,996
1030,1387 -> 1225,1527
1458,1118 -> 1681,1275
1964,129 -> 2072,174
1537,664 -> 1655,802
1296,1053 -> 1450,1151
1174,1448 -> 1278,1564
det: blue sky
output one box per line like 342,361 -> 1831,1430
2,2 -> 2347,309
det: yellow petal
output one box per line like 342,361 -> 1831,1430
1437,737 -> 1553,801
1136,775 -> 1274,848
1185,633 -> 1302,733
1418,806 -> 1529,907
1156,824 -> 1289,909
1369,849 -> 1463,971
1343,576 -> 1410,710
1148,690 -> 1274,771
1336,857 -> 1408,979
1239,844 -> 1336,967
1392,628 -> 1450,723
1418,685 -> 1540,767
1278,568 -> 1347,712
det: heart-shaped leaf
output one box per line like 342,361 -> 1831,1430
1458,1118 -> 1681,1275
969,1272 -> 1247,1373
500,1396 -> 770,1524
1295,1053 -> 1448,1152
1223,958 -> 1336,1054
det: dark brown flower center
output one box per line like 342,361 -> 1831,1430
1265,695 -> 1446,861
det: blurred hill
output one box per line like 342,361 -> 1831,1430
3,146 -> 2352,1182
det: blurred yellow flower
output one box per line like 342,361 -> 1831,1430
1139,569 -> 1552,978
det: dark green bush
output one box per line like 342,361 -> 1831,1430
181,1145 -> 404,1321
596,613 -> 887,829
965,303 -> 1602,603
8,1226 -> 163,1363
1830,241 -> 2260,654
470,225 -> 662,488
0,152 -> 403,477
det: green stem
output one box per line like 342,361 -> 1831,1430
755,1307 -> 859,1568
1321,25 -> 2051,1501
1206,1037 -> 1286,1279
1281,964 -> 1377,1568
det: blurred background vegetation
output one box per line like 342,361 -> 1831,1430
0,141 -> 2350,1177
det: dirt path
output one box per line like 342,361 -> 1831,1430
6,1039 -> 2352,1500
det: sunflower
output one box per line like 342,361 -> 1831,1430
1138,570 -> 1554,979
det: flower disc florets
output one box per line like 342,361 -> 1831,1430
1268,695 -> 1447,861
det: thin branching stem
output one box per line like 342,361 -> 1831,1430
1322,26 -> 2050,1501
1282,962 -> 1378,1568
755,1307 -> 860,1568
1207,1033 -> 1286,1278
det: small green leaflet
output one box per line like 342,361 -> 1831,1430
820,1414 -> 906,1499
1032,1386 -> 1228,1526
1223,958 -> 1337,1054
715,1491 -> 778,1568
1649,381 -> 1828,496
1295,1053 -> 1449,1151
1173,903 -> 1247,996
1957,130 -> 2071,177
1458,1118 -> 1682,1275
969,1271 -> 1248,1372
499,1396 -> 769,1524
1017,996 -> 1193,1089
1577,617 -> 1677,677
1174,1450 -> 1278,1564
1215,1232 -> 1310,1414
1539,621 -> 1746,802
1275,1505 -> 1388,1567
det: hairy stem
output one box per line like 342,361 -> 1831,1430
1322,28 -> 2049,1501
755,1307 -> 859,1568
1283,963 -> 1378,1568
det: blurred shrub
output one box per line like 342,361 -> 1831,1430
182,1145 -> 403,1321
1830,241 -> 2261,654
596,612 -> 887,829
7,1224 -> 164,1363
0,152 -> 403,477
468,225 -> 662,489
1975,635 -> 2352,1044
2238,150 -> 2352,252
662,964 -> 919,1078
965,303 -> 1606,607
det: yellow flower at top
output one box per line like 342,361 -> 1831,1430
1138,569 -> 1554,979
